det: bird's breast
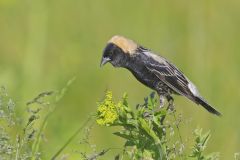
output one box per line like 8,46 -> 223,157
125,58 -> 160,91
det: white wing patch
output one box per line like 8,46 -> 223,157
188,81 -> 200,96
143,51 -> 166,64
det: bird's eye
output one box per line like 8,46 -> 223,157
104,56 -> 110,60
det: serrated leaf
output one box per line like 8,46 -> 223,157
138,118 -> 160,144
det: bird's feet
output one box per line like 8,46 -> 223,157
167,95 -> 175,112
159,95 -> 165,109
143,95 -> 175,117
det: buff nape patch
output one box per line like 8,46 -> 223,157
108,35 -> 138,54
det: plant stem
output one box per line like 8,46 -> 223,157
51,116 -> 93,160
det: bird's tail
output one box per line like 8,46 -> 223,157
194,96 -> 222,117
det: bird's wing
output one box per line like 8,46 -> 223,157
142,51 -> 197,100
139,50 -> 222,116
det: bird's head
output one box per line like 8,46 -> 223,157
100,35 -> 138,67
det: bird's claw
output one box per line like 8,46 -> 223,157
168,103 -> 175,111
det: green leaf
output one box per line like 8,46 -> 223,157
113,131 -> 132,140
138,118 -> 160,143
124,140 -> 135,147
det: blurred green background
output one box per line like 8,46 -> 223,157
0,0 -> 239,159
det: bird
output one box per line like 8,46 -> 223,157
100,35 -> 222,116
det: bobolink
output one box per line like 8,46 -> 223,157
100,35 -> 222,116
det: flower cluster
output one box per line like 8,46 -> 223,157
96,91 -> 119,126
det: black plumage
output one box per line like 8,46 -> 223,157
100,35 -> 222,116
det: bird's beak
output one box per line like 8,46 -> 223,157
100,57 -> 111,67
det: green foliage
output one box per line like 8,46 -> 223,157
0,85 -> 50,160
0,86 -> 18,160
189,128 -> 219,160
96,91 -> 221,160
0,78 -> 75,160
0,86 -> 236,159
